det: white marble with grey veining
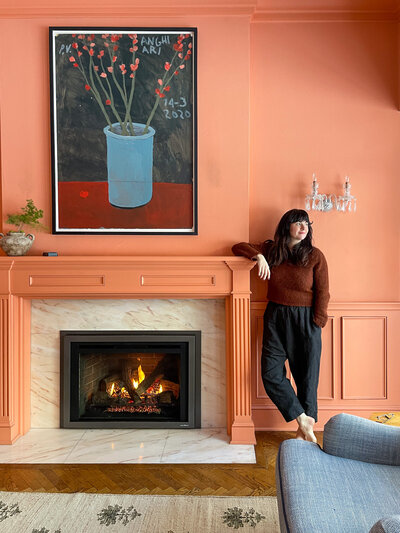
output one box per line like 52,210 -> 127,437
66,428 -> 170,464
31,299 -> 226,429
0,428 -> 255,464
161,428 -> 256,464
0,429 -> 85,464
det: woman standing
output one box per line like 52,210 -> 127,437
232,209 -> 329,442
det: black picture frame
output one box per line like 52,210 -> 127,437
49,27 -> 197,235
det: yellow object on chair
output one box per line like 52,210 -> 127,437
369,412 -> 400,426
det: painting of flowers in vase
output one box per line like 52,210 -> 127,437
50,27 -> 197,234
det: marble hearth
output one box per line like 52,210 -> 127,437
0,256 -> 256,446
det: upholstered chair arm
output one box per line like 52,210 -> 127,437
323,413 -> 400,466
369,515 -> 400,533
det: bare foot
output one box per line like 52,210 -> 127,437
296,413 -> 317,443
295,427 -> 305,440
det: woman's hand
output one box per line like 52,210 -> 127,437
255,254 -> 270,280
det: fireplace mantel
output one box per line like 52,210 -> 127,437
0,256 -> 256,445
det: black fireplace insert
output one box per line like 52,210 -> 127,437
60,331 -> 201,429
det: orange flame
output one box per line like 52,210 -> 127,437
138,365 -> 145,383
110,382 -> 115,395
132,365 -> 145,390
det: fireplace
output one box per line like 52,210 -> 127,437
0,256 -> 256,445
60,331 -> 201,429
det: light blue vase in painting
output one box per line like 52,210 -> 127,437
103,123 -> 156,208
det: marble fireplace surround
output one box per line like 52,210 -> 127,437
0,256 -> 255,445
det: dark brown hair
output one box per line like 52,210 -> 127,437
267,209 -> 313,267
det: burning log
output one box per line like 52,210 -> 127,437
92,379 -> 112,406
157,390 -> 175,404
133,359 -> 166,397
159,380 -> 180,399
104,374 -> 124,393
122,363 -> 142,404
133,356 -> 180,399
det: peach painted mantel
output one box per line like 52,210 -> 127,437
0,256 -> 256,445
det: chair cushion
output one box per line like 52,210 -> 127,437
276,440 -> 400,533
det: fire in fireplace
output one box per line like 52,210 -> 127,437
60,331 -> 201,429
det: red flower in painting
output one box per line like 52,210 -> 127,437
80,190 -> 89,198
67,31 -> 192,135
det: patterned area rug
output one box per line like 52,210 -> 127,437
0,492 -> 279,532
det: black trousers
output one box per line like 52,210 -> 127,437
261,302 -> 322,423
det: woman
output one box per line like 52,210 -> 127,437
232,209 -> 329,442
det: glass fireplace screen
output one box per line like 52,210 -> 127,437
60,331 -> 201,429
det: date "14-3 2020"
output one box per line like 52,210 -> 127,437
163,97 -> 191,120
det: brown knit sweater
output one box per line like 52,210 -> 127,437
232,241 -> 330,328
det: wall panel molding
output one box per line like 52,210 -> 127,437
318,316 -> 335,400
341,316 -> 387,400
251,301 -> 399,431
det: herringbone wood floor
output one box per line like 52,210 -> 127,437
0,432 -> 323,495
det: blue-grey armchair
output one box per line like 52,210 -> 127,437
276,413 -> 400,533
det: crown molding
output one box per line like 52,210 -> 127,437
0,0 -> 399,20
251,9 -> 400,22
0,5 -> 255,19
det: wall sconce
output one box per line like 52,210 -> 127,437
305,173 -> 357,213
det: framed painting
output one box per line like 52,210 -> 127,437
49,27 -> 197,234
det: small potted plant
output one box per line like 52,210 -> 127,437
0,199 -> 47,256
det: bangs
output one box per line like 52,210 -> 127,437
285,209 -> 311,224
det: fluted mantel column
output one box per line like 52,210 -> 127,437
0,258 -> 31,443
225,259 -> 256,444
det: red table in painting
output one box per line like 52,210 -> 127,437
58,181 -> 193,230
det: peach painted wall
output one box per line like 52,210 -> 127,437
1,3 -> 400,435
1,6 -> 399,291
0,11 -> 250,256
250,20 -> 400,302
